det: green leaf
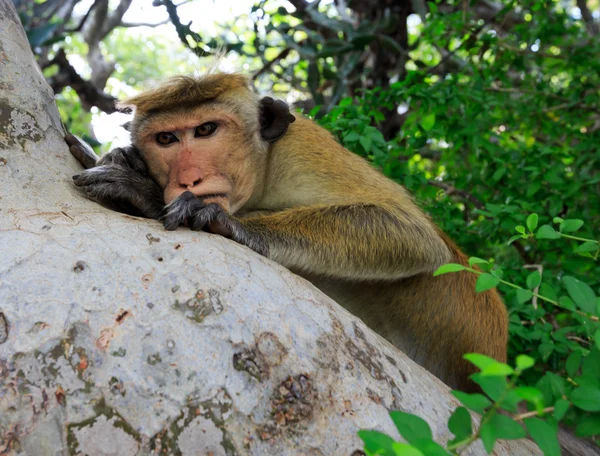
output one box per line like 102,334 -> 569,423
526,213 -> 539,232
553,399 -> 569,421
475,273 -> 500,292
525,418 -> 560,456
464,353 -> 497,371
507,235 -> 524,245
575,414 -> 600,437
490,414 -> 526,440
526,271 -> 541,290
479,421 -> 496,453
358,430 -> 396,455
516,355 -> 535,371
359,135 -> 373,152
389,411 -> 432,444
563,276 -> 596,313
514,387 -> 545,410
575,241 -> 599,254
552,217 -> 564,224
570,386 -> 600,411
536,225 -> 561,240
410,439 -> 449,456
515,225 -> 526,234
452,391 -> 492,414
559,219 -> 584,233
596,329 -> 600,351
468,257 -> 488,267
539,283 -> 558,302
558,296 -> 575,310
539,342 -> 554,361
448,407 -> 472,440
516,289 -> 533,304
420,113 -> 436,131
481,363 -> 514,377
390,442 -> 424,456
565,350 -> 582,378
433,263 -> 466,276
471,374 -> 507,403
26,22 -> 60,47
344,131 -> 361,142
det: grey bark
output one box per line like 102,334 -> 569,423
0,2 -> 540,454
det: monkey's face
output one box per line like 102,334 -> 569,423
134,104 -> 265,214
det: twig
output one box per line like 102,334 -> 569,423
64,0 -> 100,33
121,19 -> 169,28
427,3 -> 511,75
523,264 -> 543,310
253,48 -> 292,80
427,180 -> 484,209
513,406 -> 554,421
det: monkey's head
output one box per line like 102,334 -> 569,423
119,74 -> 294,213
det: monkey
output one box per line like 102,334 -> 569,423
69,73 -> 508,392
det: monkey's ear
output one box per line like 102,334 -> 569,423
259,97 -> 295,143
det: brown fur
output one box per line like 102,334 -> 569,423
126,73 -> 508,391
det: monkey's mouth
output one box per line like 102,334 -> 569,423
195,193 -> 231,213
196,193 -> 228,201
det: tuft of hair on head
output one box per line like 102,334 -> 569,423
118,73 -> 252,114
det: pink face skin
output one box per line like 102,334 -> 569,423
135,105 -> 262,214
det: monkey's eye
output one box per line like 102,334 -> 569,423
156,132 -> 178,145
195,122 -> 218,137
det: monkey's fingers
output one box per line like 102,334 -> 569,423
77,182 -> 117,203
189,203 -> 223,232
65,134 -> 98,169
160,192 -> 204,231
97,146 -> 149,175
72,166 -> 121,186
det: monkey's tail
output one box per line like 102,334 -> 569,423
65,133 -> 99,169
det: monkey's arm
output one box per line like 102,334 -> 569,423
161,193 -> 451,280
67,135 -> 164,219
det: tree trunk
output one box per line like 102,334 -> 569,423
0,2 -> 540,454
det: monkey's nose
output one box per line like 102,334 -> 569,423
178,167 -> 203,189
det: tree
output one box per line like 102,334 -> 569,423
0,1 -> 542,454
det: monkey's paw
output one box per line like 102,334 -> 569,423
73,166 -> 164,219
160,192 -> 268,256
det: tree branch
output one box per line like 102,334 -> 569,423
102,0 -> 133,37
427,180 -> 484,209
121,19 -> 170,28
154,0 -> 212,57
47,49 -> 118,113
252,48 -> 292,80
64,0 -> 100,33
576,0 -> 599,36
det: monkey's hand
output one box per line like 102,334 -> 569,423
68,135 -> 165,219
72,165 -> 164,220
160,192 -> 268,256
